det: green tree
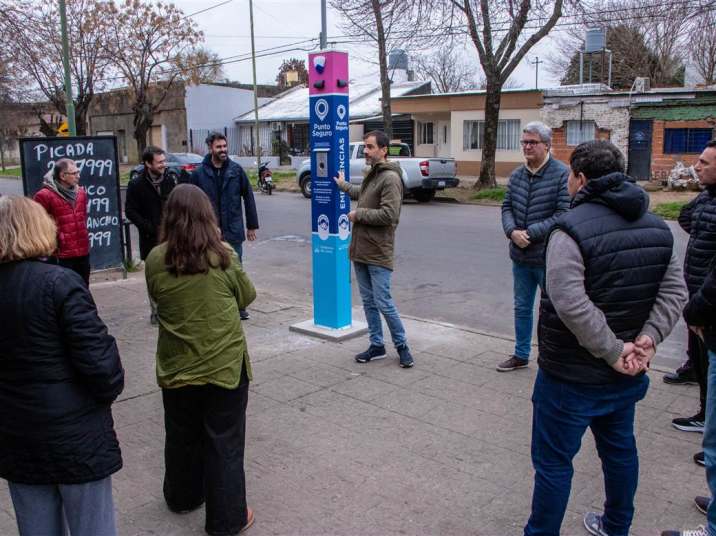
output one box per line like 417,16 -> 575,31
275,58 -> 308,89
560,25 -> 684,89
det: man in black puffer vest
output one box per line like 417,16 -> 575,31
524,141 -> 687,536
668,141 -> 716,456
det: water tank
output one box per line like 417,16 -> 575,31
584,28 -> 606,53
388,49 -> 409,71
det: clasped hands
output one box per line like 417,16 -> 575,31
611,335 -> 655,376
510,229 -> 531,249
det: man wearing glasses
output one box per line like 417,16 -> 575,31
497,122 -> 570,372
34,158 -> 91,285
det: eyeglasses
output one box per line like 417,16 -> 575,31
63,170 -> 80,176
520,140 -> 543,147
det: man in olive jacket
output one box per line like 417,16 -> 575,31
335,130 -> 414,368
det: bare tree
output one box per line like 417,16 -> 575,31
330,0 -> 432,138
105,0 -> 204,155
439,0 -> 568,188
414,46 -> 480,92
0,0 -> 114,135
692,10 -> 716,84
176,47 -> 225,85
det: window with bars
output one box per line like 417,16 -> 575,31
664,128 -> 713,154
566,120 -> 596,146
418,122 -> 434,144
462,119 -> 521,150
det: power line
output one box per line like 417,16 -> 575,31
183,0 -> 235,19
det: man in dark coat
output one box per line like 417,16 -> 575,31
498,121 -> 570,372
524,140 -> 687,536
662,255 -> 716,534
190,132 -> 258,320
125,146 -> 176,325
667,141 -> 716,464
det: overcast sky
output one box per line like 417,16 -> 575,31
171,0 -> 565,90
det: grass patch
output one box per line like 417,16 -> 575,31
246,170 -> 295,189
472,186 -> 506,202
652,201 -> 687,220
119,171 -> 131,186
0,167 -> 22,177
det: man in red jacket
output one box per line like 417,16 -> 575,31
34,158 -> 91,285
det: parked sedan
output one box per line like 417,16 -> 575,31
129,152 -> 203,183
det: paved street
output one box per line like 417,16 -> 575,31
247,191 -> 690,371
0,274 -> 707,536
0,178 -> 691,370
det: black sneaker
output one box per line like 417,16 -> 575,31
695,495 -> 709,515
583,512 -> 609,536
672,414 -> 706,433
496,355 -> 529,372
397,345 -> 414,368
355,345 -> 386,363
664,362 -> 698,385
240,309 -> 250,320
695,452 -> 706,467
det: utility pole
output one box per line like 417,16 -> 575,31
59,0 -> 76,136
320,0 -> 327,49
249,0 -> 261,171
531,57 -> 543,90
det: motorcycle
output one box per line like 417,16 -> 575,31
257,162 -> 274,195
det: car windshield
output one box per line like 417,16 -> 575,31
356,144 -> 409,158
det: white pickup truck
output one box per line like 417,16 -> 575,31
296,142 -> 459,203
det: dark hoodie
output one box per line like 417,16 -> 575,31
537,172 -> 687,384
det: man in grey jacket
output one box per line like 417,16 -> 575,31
498,122 -> 570,372
524,140 -> 687,536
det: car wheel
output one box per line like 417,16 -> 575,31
413,188 -> 436,203
300,173 -> 312,198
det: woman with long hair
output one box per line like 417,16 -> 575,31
145,184 -> 256,535
0,196 -> 124,535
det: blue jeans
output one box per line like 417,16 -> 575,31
524,370 -> 649,536
353,261 -> 407,348
230,242 -> 247,314
8,476 -> 116,536
704,350 -> 716,534
513,261 -> 544,360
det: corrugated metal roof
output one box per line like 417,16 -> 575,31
631,104 -> 716,120
233,79 -> 430,123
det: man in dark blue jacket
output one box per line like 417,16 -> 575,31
190,132 -> 259,320
498,121 -> 570,372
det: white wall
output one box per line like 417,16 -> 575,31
185,84 -> 258,131
451,109 -> 541,163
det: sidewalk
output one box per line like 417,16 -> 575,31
0,273 -> 707,535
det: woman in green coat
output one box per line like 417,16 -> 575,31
145,184 -> 256,536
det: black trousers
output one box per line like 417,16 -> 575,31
54,255 -> 91,286
162,369 -> 249,536
689,330 -> 709,418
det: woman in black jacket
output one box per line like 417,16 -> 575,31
0,196 -> 125,536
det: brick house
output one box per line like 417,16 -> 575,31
542,84 -> 716,180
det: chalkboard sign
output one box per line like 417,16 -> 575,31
20,136 -> 124,271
